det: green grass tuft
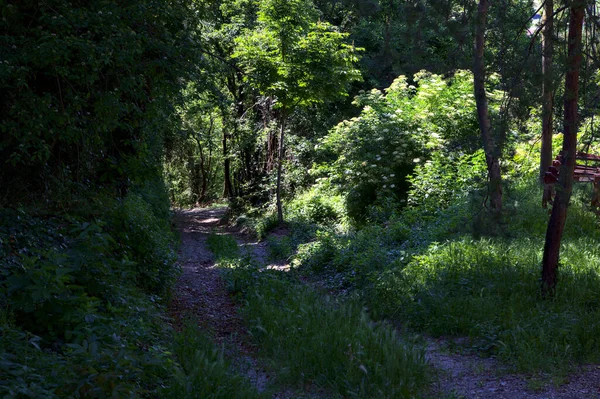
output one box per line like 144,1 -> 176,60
163,321 -> 264,399
206,233 -> 240,261
234,272 -> 429,398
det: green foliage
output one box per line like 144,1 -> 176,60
292,231 -> 340,273
206,233 -> 240,261
234,0 -> 361,111
286,186 -> 345,225
164,321 -> 264,399
0,0 -> 199,200
0,183 -> 178,397
164,87 -> 224,207
293,223 -> 409,290
316,70 -> 491,222
368,235 -> 600,372
314,0 -> 539,100
231,0 -> 362,221
234,273 -> 429,398
1,313 -> 65,398
293,167 -> 600,373
111,192 -> 178,296
407,150 -> 488,213
266,235 -> 293,261
253,212 -> 280,240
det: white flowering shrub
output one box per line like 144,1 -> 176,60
407,150 -> 488,212
315,70 -> 484,221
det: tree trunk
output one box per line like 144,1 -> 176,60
223,131 -> 233,199
473,0 -> 502,210
541,0 -> 585,297
540,0 -> 554,183
199,150 -> 208,203
267,130 -> 278,172
193,133 -> 208,204
276,114 -> 286,224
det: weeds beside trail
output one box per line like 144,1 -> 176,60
208,233 -> 430,399
175,205 -> 600,399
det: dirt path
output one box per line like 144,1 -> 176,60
169,207 -> 243,341
426,338 -> 600,398
168,207 -> 283,395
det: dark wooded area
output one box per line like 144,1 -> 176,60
3,0 -> 600,397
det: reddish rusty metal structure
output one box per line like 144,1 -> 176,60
543,151 -> 600,210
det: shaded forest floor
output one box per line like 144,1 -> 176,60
169,207 -> 600,399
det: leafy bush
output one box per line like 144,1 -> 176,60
253,212 -> 280,240
110,191 -> 178,296
0,184 -> 179,397
1,313 -> 67,398
407,150 -> 487,213
1,1 -> 198,200
315,70 -> 497,222
206,233 -> 240,261
288,167 -> 600,374
292,222 -> 411,290
292,231 -> 340,272
266,235 -> 294,261
286,186 -> 345,225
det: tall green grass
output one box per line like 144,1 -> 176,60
205,232 -> 430,398
163,322 -> 264,399
290,178 -> 600,374
368,237 -> 600,372
206,233 -> 240,261
237,273 -> 429,398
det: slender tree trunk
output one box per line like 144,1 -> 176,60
541,0 -> 585,297
191,155 -> 201,203
199,150 -> 207,203
540,0 -> 555,183
473,0 -> 502,210
193,132 -> 209,204
223,131 -> 233,199
267,131 -> 278,172
222,68 -> 245,200
381,11 -> 391,80
276,113 -> 286,224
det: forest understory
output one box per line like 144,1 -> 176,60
170,206 -> 600,399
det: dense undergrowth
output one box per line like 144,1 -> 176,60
0,181 -> 178,397
0,182 -> 260,398
9,0 -> 593,397
208,233 -> 430,398
236,69 -> 600,377
261,177 -> 600,376
165,321 -> 264,399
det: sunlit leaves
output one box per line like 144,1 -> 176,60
233,0 -> 361,111
315,70 -> 488,216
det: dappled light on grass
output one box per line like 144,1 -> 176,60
368,237 -> 600,372
204,227 -> 430,398
163,321 -> 264,399
288,179 -> 600,376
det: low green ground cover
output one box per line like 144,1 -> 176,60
0,186 -> 261,398
289,181 -> 600,374
0,183 -> 178,397
164,321 -> 264,399
206,233 -> 430,399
